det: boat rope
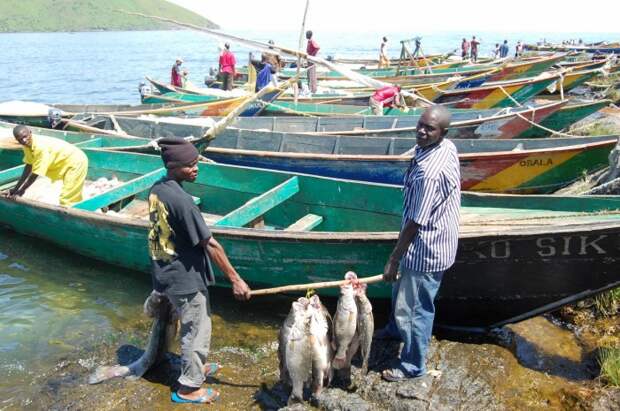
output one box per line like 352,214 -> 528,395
513,111 -> 584,137
497,85 -> 523,107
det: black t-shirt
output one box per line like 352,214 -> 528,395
148,177 -> 214,295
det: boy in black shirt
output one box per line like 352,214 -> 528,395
149,138 -> 251,403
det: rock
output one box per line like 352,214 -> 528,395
591,387 -> 620,411
315,388 -> 374,411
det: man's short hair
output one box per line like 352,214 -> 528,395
13,124 -> 29,138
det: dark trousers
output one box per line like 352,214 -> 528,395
221,72 -> 234,90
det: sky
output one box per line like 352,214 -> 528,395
167,0 -> 620,34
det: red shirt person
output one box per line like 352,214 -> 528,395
218,43 -> 236,91
369,85 -> 405,115
171,58 -> 184,87
305,30 -> 320,93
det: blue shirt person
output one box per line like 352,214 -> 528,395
380,106 -> 461,382
499,40 -> 509,58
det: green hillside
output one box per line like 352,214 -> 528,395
0,0 -> 219,32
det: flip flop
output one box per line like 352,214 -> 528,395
381,366 -> 421,383
204,362 -> 221,377
171,388 -> 220,404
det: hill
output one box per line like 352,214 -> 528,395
0,0 -> 219,33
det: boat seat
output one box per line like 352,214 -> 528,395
73,167 -> 166,211
284,213 -> 323,231
215,176 -> 299,227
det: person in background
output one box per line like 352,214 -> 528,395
369,85 -> 407,116
3,125 -> 88,207
262,40 -> 283,71
470,36 -> 480,63
413,36 -> 422,57
380,105 -> 460,382
305,30 -> 320,93
460,38 -> 470,60
379,36 -> 390,69
515,40 -> 524,58
499,40 -> 509,58
149,138 -> 251,404
171,58 -> 184,87
493,43 -> 501,59
250,53 -> 277,92
218,43 -> 236,91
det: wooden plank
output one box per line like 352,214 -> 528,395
73,167 -> 166,211
285,213 -> 323,231
215,176 -> 299,227
73,138 -> 103,148
0,165 -> 25,186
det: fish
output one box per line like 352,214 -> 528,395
308,295 -> 333,397
278,296 -> 309,386
332,271 -> 358,370
87,291 -> 178,384
354,283 -> 374,374
281,297 -> 313,404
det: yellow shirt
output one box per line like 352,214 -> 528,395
22,135 -> 87,181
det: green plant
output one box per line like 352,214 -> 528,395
599,347 -> 620,387
594,287 -> 620,317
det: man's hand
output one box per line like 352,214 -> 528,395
383,258 -> 399,283
2,188 -> 20,199
231,278 -> 251,301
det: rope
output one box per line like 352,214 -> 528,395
497,85 -> 523,107
513,111 -> 582,137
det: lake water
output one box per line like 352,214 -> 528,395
1,30 -> 617,105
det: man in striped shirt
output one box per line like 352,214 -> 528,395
381,105 -> 461,382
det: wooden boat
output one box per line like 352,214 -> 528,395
201,132 -> 618,194
434,73 -> 561,108
484,54 -> 567,82
518,99 -> 611,138
0,147 -> 619,330
525,42 -> 620,55
540,67 -> 607,95
64,100 -> 568,141
141,91 -> 220,105
20,114 -> 610,194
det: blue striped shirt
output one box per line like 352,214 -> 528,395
402,139 -> 461,272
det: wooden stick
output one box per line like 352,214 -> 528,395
250,273 -> 384,296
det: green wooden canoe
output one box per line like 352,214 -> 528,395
0,147 -> 619,330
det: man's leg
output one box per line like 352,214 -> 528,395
307,64 -> 317,93
168,291 -> 212,390
369,97 -> 383,116
393,267 -> 444,377
60,158 -> 88,206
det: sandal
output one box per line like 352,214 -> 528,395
382,365 -> 424,383
204,362 -> 222,377
171,388 -> 220,404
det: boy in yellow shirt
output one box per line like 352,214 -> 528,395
5,125 -> 88,206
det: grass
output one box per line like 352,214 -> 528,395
594,287 -> 620,317
0,0 -> 218,33
599,347 -> 620,387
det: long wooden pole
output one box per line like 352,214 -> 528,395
294,0 -> 310,104
249,273 -> 385,296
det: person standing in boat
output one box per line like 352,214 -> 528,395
499,40 -> 509,58
3,125 -> 88,207
305,30 -> 320,93
250,54 -> 277,92
379,36 -> 390,69
470,36 -> 480,63
460,38 -> 470,60
171,58 -> 185,88
148,138 -> 251,404
379,106 -> 461,382
493,43 -> 501,59
218,43 -> 236,91
369,85 -> 407,116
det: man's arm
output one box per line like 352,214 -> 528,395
3,165 -> 36,198
201,237 -> 251,300
383,220 -> 419,282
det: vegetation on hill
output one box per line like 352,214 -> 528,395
0,0 -> 218,33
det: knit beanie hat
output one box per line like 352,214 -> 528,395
158,138 -> 199,169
